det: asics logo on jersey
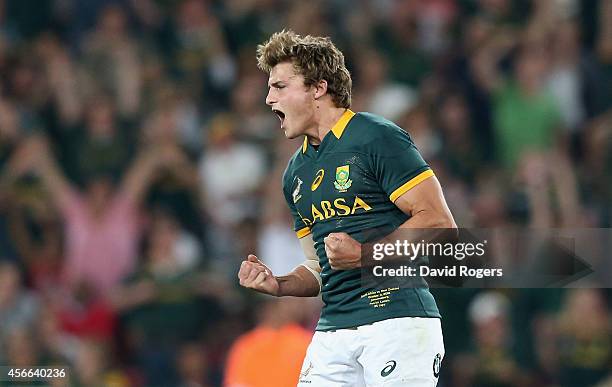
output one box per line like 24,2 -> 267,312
381,360 -> 397,377
311,169 -> 324,191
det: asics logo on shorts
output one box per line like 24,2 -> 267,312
380,360 -> 397,377
433,353 -> 442,377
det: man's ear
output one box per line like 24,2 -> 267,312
314,79 -> 328,99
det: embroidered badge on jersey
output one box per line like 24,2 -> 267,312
334,165 -> 352,192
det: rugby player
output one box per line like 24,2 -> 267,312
238,30 -> 456,386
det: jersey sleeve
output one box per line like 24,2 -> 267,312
282,165 -> 312,239
368,123 -> 434,203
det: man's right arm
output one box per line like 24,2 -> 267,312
239,161 -> 321,297
275,265 -> 320,297
238,234 -> 321,297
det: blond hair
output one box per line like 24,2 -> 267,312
256,30 -> 352,108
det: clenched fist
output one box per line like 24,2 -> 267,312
324,232 -> 362,270
237,255 -> 280,296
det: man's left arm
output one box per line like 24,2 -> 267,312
393,174 -> 456,228
325,120 -> 458,269
325,175 -> 456,269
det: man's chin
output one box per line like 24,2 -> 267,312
283,129 -> 298,139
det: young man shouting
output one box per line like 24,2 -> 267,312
238,30 -> 456,387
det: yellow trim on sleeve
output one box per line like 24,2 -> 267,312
296,227 -> 312,238
389,169 -> 435,203
331,109 -> 356,139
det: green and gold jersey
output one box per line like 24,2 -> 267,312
282,110 -> 441,331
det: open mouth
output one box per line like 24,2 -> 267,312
272,109 -> 285,128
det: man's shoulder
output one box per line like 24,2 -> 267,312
350,112 -> 412,144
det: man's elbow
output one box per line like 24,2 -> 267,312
432,212 -> 457,230
432,213 -> 458,242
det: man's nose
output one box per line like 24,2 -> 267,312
265,89 -> 275,106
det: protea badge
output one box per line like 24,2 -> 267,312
334,165 -> 352,192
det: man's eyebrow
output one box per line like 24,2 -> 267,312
268,74 -> 296,87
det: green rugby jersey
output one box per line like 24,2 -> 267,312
282,109 -> 441,331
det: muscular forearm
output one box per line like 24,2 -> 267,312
400,208 -> 456,229
276,265 -> 320,297
386,208 -> 457,244
361,209 -> 457,264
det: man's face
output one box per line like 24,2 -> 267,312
266,61 -> 316,139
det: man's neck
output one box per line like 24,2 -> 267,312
307,105 -> 347,145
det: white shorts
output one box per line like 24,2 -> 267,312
297,317 -> 444,387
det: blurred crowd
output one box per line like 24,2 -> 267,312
0,0 -> 611,386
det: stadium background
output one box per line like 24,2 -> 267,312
0,0 -> 611,385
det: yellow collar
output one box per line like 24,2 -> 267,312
302,109 -> 355,153
331,109 -> 356,139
